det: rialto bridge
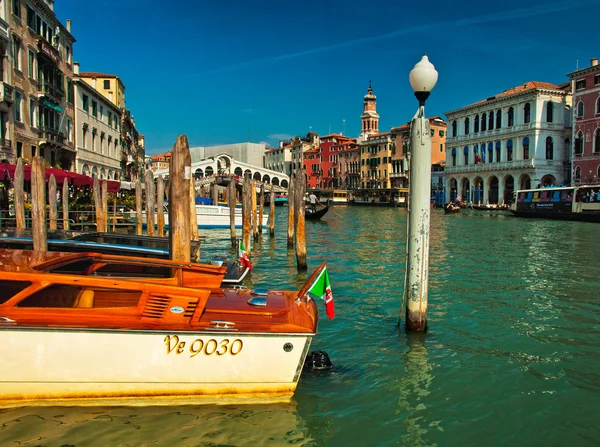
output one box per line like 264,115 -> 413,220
153,153 -> 290,190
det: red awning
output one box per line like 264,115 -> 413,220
0,163 -> 121,192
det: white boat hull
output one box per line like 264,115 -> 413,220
161,205 -> 269,229
0,328 -> 312,403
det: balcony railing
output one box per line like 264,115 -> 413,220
0,83 -> 13,103
0,138 -> 11,150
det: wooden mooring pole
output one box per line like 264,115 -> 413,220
269,185 -> 275,237
251,181 -> 258,241
135,180 -> 142,235
145,170 -> 156,236
31,157 -> 47,251
93,176 -> 104,233
287,175 -> 295,248
14,159 -> 25,233
294,168 -> 307,270
62,180 -> 69,231
169,135 -> 191,263
101,180 -> 108,233
189,175 -> 199,261
48,174 -> 57,231
242,172 -> 252,259
157,175 -> 165,237
258,184 -> 264,234
228,176 -> 236,248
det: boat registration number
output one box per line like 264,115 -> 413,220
164,335 -> 243,357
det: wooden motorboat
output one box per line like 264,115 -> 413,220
0,232 -> 248,285
305,205 -> 329,220
0,249 -> 321,405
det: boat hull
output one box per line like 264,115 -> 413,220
0,328 -> 313,404
160,205 -> 269,229
510,210 -> 600,222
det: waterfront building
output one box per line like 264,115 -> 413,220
444,81 -> 572,204
264,140 -> 292,176
290,132 -> 319,176
6,2 -> 76,168
567,58 -> 600,185
77,69 -> 143,181
304,147 -> 320,189
318,134 -> 353,189
150,151 -> 171,172
72,74 -> 122,179
359,131 -> 393,189
338,140 -> 360,190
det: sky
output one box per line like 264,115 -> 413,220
54,0 -> 598,155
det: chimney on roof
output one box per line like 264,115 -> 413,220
73,62 -> 79,75
66,20 -> 71,32
591,58 -> 598,67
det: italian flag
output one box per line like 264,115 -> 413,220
307,265 -> 334,319
239,240 -> 252,271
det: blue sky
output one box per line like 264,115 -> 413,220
55,0 -> 598,155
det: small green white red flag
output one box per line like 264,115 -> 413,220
238,240 -> 252,271
307,265 -> 334,319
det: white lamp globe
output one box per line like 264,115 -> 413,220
409,54 -> 438,93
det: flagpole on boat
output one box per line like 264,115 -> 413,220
402,55 -> 438,332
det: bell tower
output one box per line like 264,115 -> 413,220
360,81 -> 380,138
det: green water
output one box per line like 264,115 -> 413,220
1,207 -> 599,446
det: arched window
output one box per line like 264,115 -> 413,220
496,109 -> 502,128
464,146 -> 469,165
464,117 -> 470,135
546,137 -> 553,160
547,102 -> 554,123
507,139 -> 513,161
451,148 -> 456,166
594,129 -> 600,153
575,131 -> 584,155
488,111 -> 494,130
575,166 -> 581,182
524,103 -> 531,124
481,113 -> 487,132
474,115 -> 479,133
508,107 -> 514,126
523,137 -> 530,160
596,98 -> 600,115
488,142 -> 494,163
577,101 -> 584,118
452,120 -> 457,137
495,140 -> 501,162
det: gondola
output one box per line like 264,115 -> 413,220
444,204 -> 460,214
305,205 -> 329,220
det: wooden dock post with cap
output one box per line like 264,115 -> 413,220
101,180 -> 108,233
169,135 -> 191,263
144,170 -> 156,236
242,172 -> 252,260
93,176 -> 104,233
189,175 -> 199,260
31,157 -> 47,252
269,185 -> 275,237
294,168 -> 307,270
252,181 -> 258,241
259,184 -> 265,234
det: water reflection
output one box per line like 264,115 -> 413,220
0,402 -> 312,446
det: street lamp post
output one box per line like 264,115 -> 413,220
402,55 -> 438,332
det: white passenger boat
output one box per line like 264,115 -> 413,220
158,204 -> 269,229
0,250 -> 323,405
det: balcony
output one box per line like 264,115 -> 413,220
390,172 -> 408,179
40,81 -> 65,102
0,83 -> 13,104
40,126 -> 65,144
0,138 -> 11,150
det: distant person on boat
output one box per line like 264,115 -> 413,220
308,192 -> 320,212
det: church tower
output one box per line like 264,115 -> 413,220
360,81 -> 380,138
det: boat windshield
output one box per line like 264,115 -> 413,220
48,260 -> 175,278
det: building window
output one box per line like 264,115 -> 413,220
481,113 -> 487,132
99,106 -> 103,122
596,97 -> 600,115
12,0 -> 20,17
546,137 -> 554,160
577,101 -> 584,118
488,143 -> 493,163
575,166 -> 581,182
523,137 -> 529,160
545,102 -> 554,123
595,74 -> 600,85
65,46 -> 72,64
524,103 -> 531,124
575,79 -> 586,90
103,79 -> 110,89
91,100 -> 97,118
507,140 -> 513,161
12,36 -> 21,71
67,80 -> 74,104
463,147 -> 469,165
29,98 -> 37,128
508,107 -> 514,126
488,111 -> 494,130
452,120 -> 457,137
495,141 -> 501,162
108,112 -> 112,127
14,91 -> 22,122
574,132 -> 584,155
31,145 -> 36,157
66,118 -> 72,142
82,94 -> 89,112
82,125 -> 88,149
27,49 -> 37,79
16,141 -> 22,158
474,115 -> 479,133
91,129 -> 96,151
594,129 -> 600,153
496,109 -> 502,128
464,117 -> 470,135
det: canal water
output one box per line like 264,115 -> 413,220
1,206 -> 599,446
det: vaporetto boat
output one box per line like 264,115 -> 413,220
144,204 -> 269,229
